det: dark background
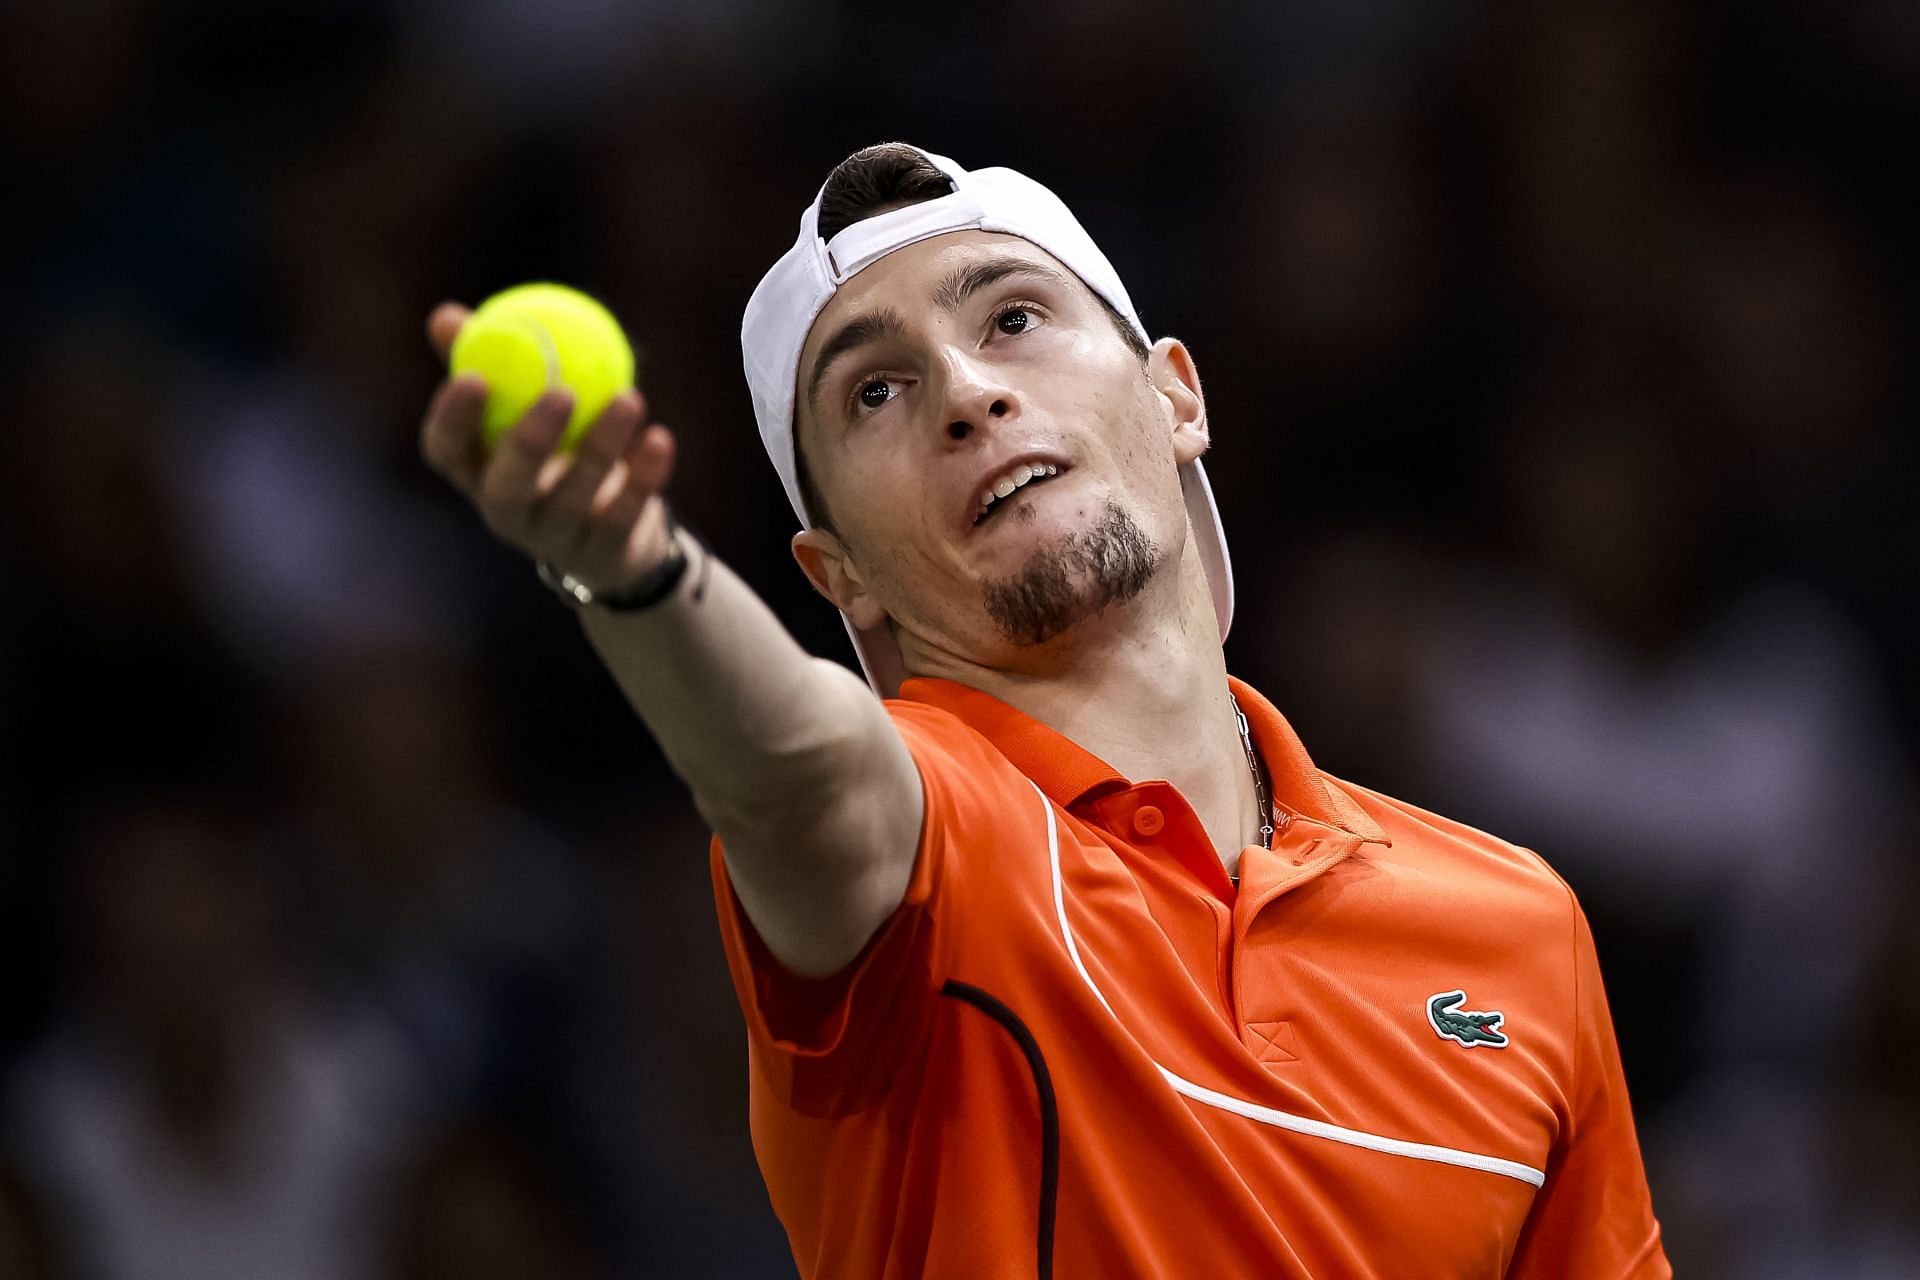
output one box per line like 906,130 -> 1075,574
2,1 -> 1915,1276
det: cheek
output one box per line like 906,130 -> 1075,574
1046,334 -> 1140,440
1108,382 -> 1192,528
842,454 -> 913,531
1092,368 -> 1166,467
838,460 -> 950,578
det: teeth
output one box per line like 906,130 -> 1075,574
978,462 -> 1060,521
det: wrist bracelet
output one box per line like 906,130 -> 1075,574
537,511 -> 694,613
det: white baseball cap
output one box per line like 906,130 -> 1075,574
741,145 -> 1234,697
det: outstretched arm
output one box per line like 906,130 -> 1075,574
418,302 -> 921,978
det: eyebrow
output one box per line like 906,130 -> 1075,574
805,308 -> 907,416
930,256 -> 1072,313
804,256 -> 1075,417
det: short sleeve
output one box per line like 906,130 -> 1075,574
710,704 -> 986,1119
1507,903 -> 1672,1278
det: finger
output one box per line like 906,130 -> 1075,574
583,458 -> 651,552
567,460 -> 644,567
419,373 -> 489,491
529,392 -> 642,537
572,423 -> 675,571
622,422 -> 678,495
585,417 -> 673,533
426,302 -> 471,364
479,389 -> 574,518
585,458 -> 635,525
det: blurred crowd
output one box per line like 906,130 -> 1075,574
2,0 -> 1915,1276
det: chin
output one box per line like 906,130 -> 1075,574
980,499 -> 1160,647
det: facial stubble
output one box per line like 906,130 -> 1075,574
982,500 -> 1161,646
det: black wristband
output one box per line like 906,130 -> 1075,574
537,509 -> 697,613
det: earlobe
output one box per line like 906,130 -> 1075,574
791,530 -> 889,631
1148,337 -> 1210,464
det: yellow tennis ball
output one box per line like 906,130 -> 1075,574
449,282 -> 635,450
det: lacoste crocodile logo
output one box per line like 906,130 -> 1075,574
1427,990 -> 1509,1049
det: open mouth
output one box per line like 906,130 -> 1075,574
973,463 -> 1064,530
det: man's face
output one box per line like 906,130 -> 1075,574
792,231 -> 1206,665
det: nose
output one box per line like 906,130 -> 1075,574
937,349 -> 1015,446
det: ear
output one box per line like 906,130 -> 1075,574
1147,337 -> 1209,466
792,528 -> 889,631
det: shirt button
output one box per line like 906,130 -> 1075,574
1132,805 -> 1165,837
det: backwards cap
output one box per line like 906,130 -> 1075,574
741,145 -> 1233,697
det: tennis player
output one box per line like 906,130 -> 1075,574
419,143 -> 1670,1278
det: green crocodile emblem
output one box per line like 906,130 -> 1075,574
1427,990 -> 1509,1049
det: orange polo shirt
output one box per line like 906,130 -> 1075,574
711,676 -> 1669,1278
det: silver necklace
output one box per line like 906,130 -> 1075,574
1230,694 -> 1275,880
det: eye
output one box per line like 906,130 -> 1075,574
994,303 -> 1043,336
851,377 -> 902,417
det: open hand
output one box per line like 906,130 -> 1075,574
417,301 -> 679,595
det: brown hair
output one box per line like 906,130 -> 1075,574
816,143 -> 958,242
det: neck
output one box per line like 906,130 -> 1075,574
907,541 -> 1262,873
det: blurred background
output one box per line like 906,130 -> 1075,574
1,0 -> 1915,1275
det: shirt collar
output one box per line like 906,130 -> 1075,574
1224,676 -> 1389,845
895,677 -> 1128,808
894,675 -> 1388,845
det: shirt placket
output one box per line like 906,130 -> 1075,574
1225,817 -> 1358,1033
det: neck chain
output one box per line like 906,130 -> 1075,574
1230,694 -> 1275,876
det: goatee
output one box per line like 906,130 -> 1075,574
983,501 -> 1161,646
